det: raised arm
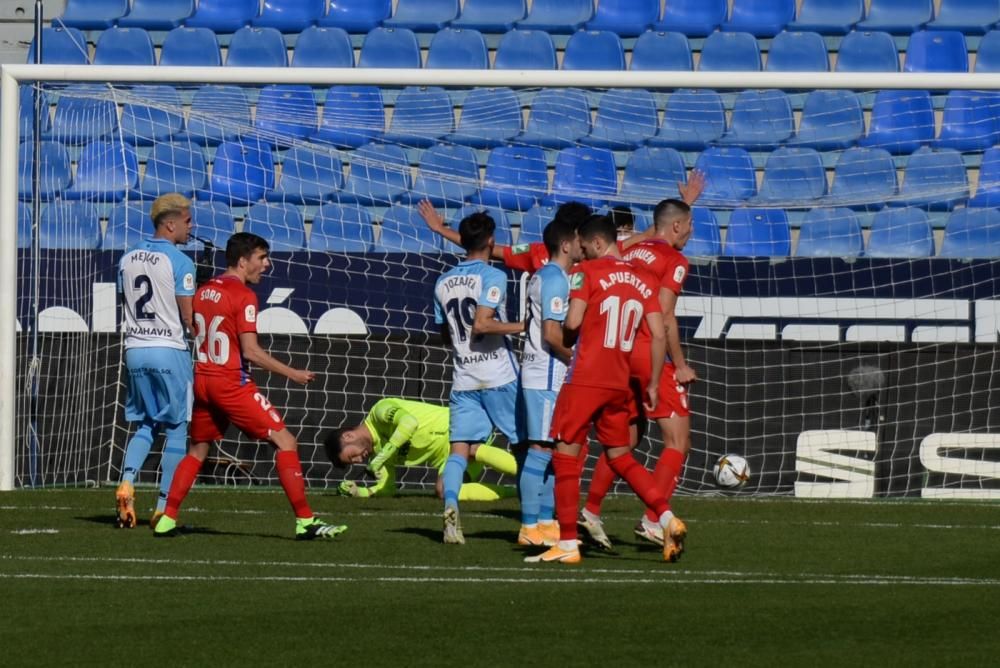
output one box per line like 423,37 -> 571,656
418,200 -> 507,260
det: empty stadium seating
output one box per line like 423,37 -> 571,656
190,201 -> 235,248
903,30 -> 968,72
264,146 -> 343,205
890,147 -> 969,211
517,0 -> 593,34
716,89 -> 794,150
933,90 -> 1000,151
859,90 -> 935,154
694,147 -> 757,206
383,86 -> 454,147
721,0 -> 796,38
118,0 -> 193,30
825,147 -> 898,211
243,202 -> 307,251
375,206 -> 442,252
339,142 -> 411,206
866,208 -> 935,257
683,208 -> 723,257
93,27 -> 155,66
451,0 -> 525,32
27,27 -> 89,64
319,0 -> 391,32
629,31 -> 693,70
835,30 -> 900,71
120,85 -> 184,146
253,84 -> 318,146
359,27 -> 422,68
309,204 -> 374,252
185,0 -> 259,33
649,89 -> 726,150
476,146 -> 548,212
135,141 -> 207,200
181,85 -> 250,145
724,208 -> 791,256
405,144 -> 480,206
969,147 -> 1000,207
655,0 -> 726,37
562,30 -> 626,70
751,147 -> 827,207
39,202 -> 102,249
103,202 -> 151,250
384,0 -> 459,32
614,147 -> 687,210
494,30 -> 556,69
586,0 -> 659,37
583,88 -> 658,150
226,27 -> 287,67
544,147 -> 618,209
18,141 -> 71,202
57,0 -> 127,30
253,0 -> 326,33
788,0 -> 864,35
517,88 -> 591,149
787,90 -> 864,150
795,208 -> 864,257
197,140 -> 275,206
939,208 -> 1000,258
314,86 -> 385,149
292,26 -> 355,68
698,31 -> 761,71
426,28 -> 489,69
159,27 -> 222,67
446,87 -> 522,148
63,140 -> 139,203
857,0 -> 934,35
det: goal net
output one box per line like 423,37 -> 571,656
3,66 -> 1000,500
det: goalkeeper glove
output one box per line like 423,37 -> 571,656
338,480 -> 359,497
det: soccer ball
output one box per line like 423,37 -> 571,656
714,455 -> 751,489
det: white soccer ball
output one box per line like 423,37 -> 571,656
714,455 -> 751,489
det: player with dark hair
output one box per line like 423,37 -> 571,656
153,232 -> 346,540
609,205 -> 635,240
579,199 -> 696,559
526,216 -> 674,564
433,212 -> 524,544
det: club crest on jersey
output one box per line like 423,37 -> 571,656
183,273 -> 195,290
486,286 -> 502,303
569,273 -> 584,289
511,243 -> 530,255
550,296 -> 564,313
245,305 -> 256,323
673,266 -> 687,284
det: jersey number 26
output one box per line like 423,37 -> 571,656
193,313 -> 230,364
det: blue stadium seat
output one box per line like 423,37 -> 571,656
969,147 -> 1000,207
57,0 -> 127,30
243,203 -> 306,251
17,85 -> 51,140
682,207 -> 722,257
197,140 -> 275,206
859,90 -> 934,154
265,146 -> 343,205
103,202 -> 152,250
384,0 -> 458,31
824,147 -> 897,211
309,204 -> 374,252
406,144 -> 480,207
721,0 -> 795,37
253,84 -> 318,146
717,89 -> 794,150
39,203 -> 101,249
494,30 -> 556,69
654,0 -> 726,36
787,89 -> 863,150
724,208 -> 791,256
648,88 -> 725,150
27,27 -> 88,64
857,0 -> 934,35
292,26 -> 354,67
517,88 -> 590,148
319,0 -> 391,32
181,85 -> 250,145
694,147 -> 757,206
890,147 -> 968,211
120,85 -> 184,146
447,87 -> 521,148
544,147 -> 619,208
562,30 -> 625,70
118,0 -> 193,30
516,0 -> 593,34
476,146 -> 547,211
835,30 -> 899,71
698,31 -> 761,71
936,91 -> 1000,151
226,27 -> 287,67
254,0 -> 325,32
340,142 -> 411,206
314,86 -> 385,148
185,0 -> 258,32
583,88 -> 657,149
383,86 -> 454,148
93,27 -> 155,66
866,207 -> 934,257
426,28 -> 488,69
614,146 -> 687,210
63,140 -> 138,202
788,0 -> 864,35
751,147 -> 827,207
17,202 -> 31,248
51,85 -> 117,145
191,201 -> 235,248
765,30 -> 829,71
135,141 -> 207,199
629,31 -> 692,70
159,27 -> 221,66
18,141 -> 71,202
518,204 -> 557,243
586,0 -> 659,37
375,206 -> 442,253
445,206 -> 513,250
452,0 -> 525,32
929,0 -> 1000,35
904,31 -> 968,72
359,27 -> 421,68
795,208 -> 864,257
940,208 -> 1000,258
976,30 -> 1000,72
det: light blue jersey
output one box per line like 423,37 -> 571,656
521,261 -> 569,392
118,237 -> 196,351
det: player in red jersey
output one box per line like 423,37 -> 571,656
578,199 -> 697,560
524,215 -> 674,565
154,233 -> 347,540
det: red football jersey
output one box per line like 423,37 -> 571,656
622,239 -> 689,296
192,275 -> 259,381
502,242 -> 550,274
564,256 -> 661,390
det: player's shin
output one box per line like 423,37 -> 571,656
606,451 -> 668,519
275,449 -> 313,519
644,447 -> 686,522
442,453 -> 468,512
121,422 -> 156,484
584,451 -> 616,517
163,454 -> 203,520
551,451 -> 582,548
519,448 -> 551,526
156,423 -> 187,514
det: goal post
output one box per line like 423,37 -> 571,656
3,64 -> 1000,496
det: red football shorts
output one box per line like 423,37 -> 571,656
629,344 -> 690,420
190,374 -> 286,442
549,383 -> 633,448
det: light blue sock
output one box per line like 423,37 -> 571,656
519,448 -> 551,525
121,421 -> 156,485
442,454 -> 468,511
156,422 -> 187,513
539,452 -> 555,522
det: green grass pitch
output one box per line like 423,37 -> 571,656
1,488 -> 998,667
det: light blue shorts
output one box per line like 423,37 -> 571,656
449,381 -> 519,445
517,388 -> 558,443
124,347 -> 193,426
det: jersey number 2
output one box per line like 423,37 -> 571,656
193,313 -> 230,365
599,295 -> 642,352
132,275 -> 155,321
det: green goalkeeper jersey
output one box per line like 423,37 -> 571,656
362,398 -> 450,496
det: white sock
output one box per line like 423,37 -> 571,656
657,510 -> 675,529
522,522 -> 538,529
558,539 -> 578,552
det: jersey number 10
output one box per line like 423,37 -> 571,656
599,295 -> 642,352
193,313 -> 230,364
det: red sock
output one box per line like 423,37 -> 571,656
276,450 -> 313,519
644,448 -> 686,522
607,452 -> 668,520
584,452 -> 616,516
164,455 -> 202,520
552,452 -> 581,542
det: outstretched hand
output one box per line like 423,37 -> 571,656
679,169 -> 706,205
417,199 -> 446,232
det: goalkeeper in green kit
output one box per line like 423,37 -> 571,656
324,398 -> 518,500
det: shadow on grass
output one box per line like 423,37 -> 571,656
75,514 -> 291,540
